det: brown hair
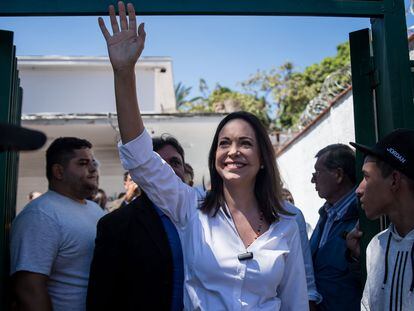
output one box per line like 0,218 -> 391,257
200,111 -> 288,224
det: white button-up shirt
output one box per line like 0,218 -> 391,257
119,130 -> 309,311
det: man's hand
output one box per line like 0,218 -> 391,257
346,221 -> 363,259
98,2 -> 146,72
124,182 -> 139,203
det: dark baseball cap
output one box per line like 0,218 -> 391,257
350,128 -> 414,179
0,122 -> 46,152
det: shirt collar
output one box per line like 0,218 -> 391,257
324,187 -> 357,219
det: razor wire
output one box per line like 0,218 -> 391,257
297,65 -> 352,129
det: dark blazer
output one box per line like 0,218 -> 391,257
87,192 -> 174,311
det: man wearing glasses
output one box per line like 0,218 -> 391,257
309,144 -> 362,311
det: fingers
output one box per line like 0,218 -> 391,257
118,1 -> 128,31
347,227 -> 363,241
138,23 -> 146,42
100,2 -> 142,40
98,17 -> 111,41
127,3 -> 137,31
109,5 -> 120,34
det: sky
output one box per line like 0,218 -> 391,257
1,2 -> 414,98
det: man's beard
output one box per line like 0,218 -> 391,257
70,179 -> 98,200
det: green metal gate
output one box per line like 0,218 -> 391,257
0,29 -> 22,308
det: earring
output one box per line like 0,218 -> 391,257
260,165 -> 264,169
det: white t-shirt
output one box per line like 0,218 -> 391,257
362,225 -> 414,311
10,190 -> 105,311
119,129 -> 309,311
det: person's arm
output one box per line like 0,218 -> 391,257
10,209 -> 60,311
283,202 -> 322,305
278,223 -> 309,311
12,271 -> 52,311
296,212 -> 322,304
100,3 -> 197,226
98,2 -> 145,144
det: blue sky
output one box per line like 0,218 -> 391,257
1,3 -> 414,98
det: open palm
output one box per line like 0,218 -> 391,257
99,2 -> 146,71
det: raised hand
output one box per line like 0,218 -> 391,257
98,2 -> 146,72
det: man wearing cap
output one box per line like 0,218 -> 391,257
10,137 -> 105,311
309,144 -> 362,311
347,129 -> 414,310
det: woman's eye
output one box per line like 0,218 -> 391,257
218,141 -> 230,147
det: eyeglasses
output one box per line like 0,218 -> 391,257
312,169 -> 329,179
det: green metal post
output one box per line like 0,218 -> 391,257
0,30 -> 19,309
349,28 -> 382,281
371,0 -> 414,135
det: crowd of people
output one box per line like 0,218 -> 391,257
3,2 -> 414,310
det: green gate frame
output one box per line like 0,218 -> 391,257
0,29 -> 22,308
1,0 -> 413,308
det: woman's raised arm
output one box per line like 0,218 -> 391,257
99,1 -> 146,143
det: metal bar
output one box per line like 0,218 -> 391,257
349,28 -> 381,282
0,0 -> 385,17
371,0 -> 414,135
0,30 -> 14,310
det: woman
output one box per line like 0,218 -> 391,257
98,2 -> 308,310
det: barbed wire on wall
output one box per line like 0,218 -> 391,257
297,65 -> 352,130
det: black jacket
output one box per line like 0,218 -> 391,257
87,192 -> 174,310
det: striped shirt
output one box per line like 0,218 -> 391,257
319,188 -> 357,248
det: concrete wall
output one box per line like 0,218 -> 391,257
277,91 -> 355,230
18,56 -> 176,114
16,114 -> 224,213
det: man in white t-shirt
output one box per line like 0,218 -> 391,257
347,129 -> 414,311
10,137 -> 105,311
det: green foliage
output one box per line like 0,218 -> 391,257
175,82 -> 203,111
208,86 -> 270,126
178,42 -> 350,130
177,80 -> 270,126
242,42 -> 350,129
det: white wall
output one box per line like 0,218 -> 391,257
16,114 -> 223,213
18,56 -> 175,114
277,91 -> 355,230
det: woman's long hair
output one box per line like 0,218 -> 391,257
200,111 -> 289,224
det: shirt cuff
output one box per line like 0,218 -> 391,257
309,292 -> 323,304
118,129 -> 153,170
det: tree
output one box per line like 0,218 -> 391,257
208,86 -> 270,127
180,80 -> 270,127
241,42 -> 351,129
174,82 -> 202,111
